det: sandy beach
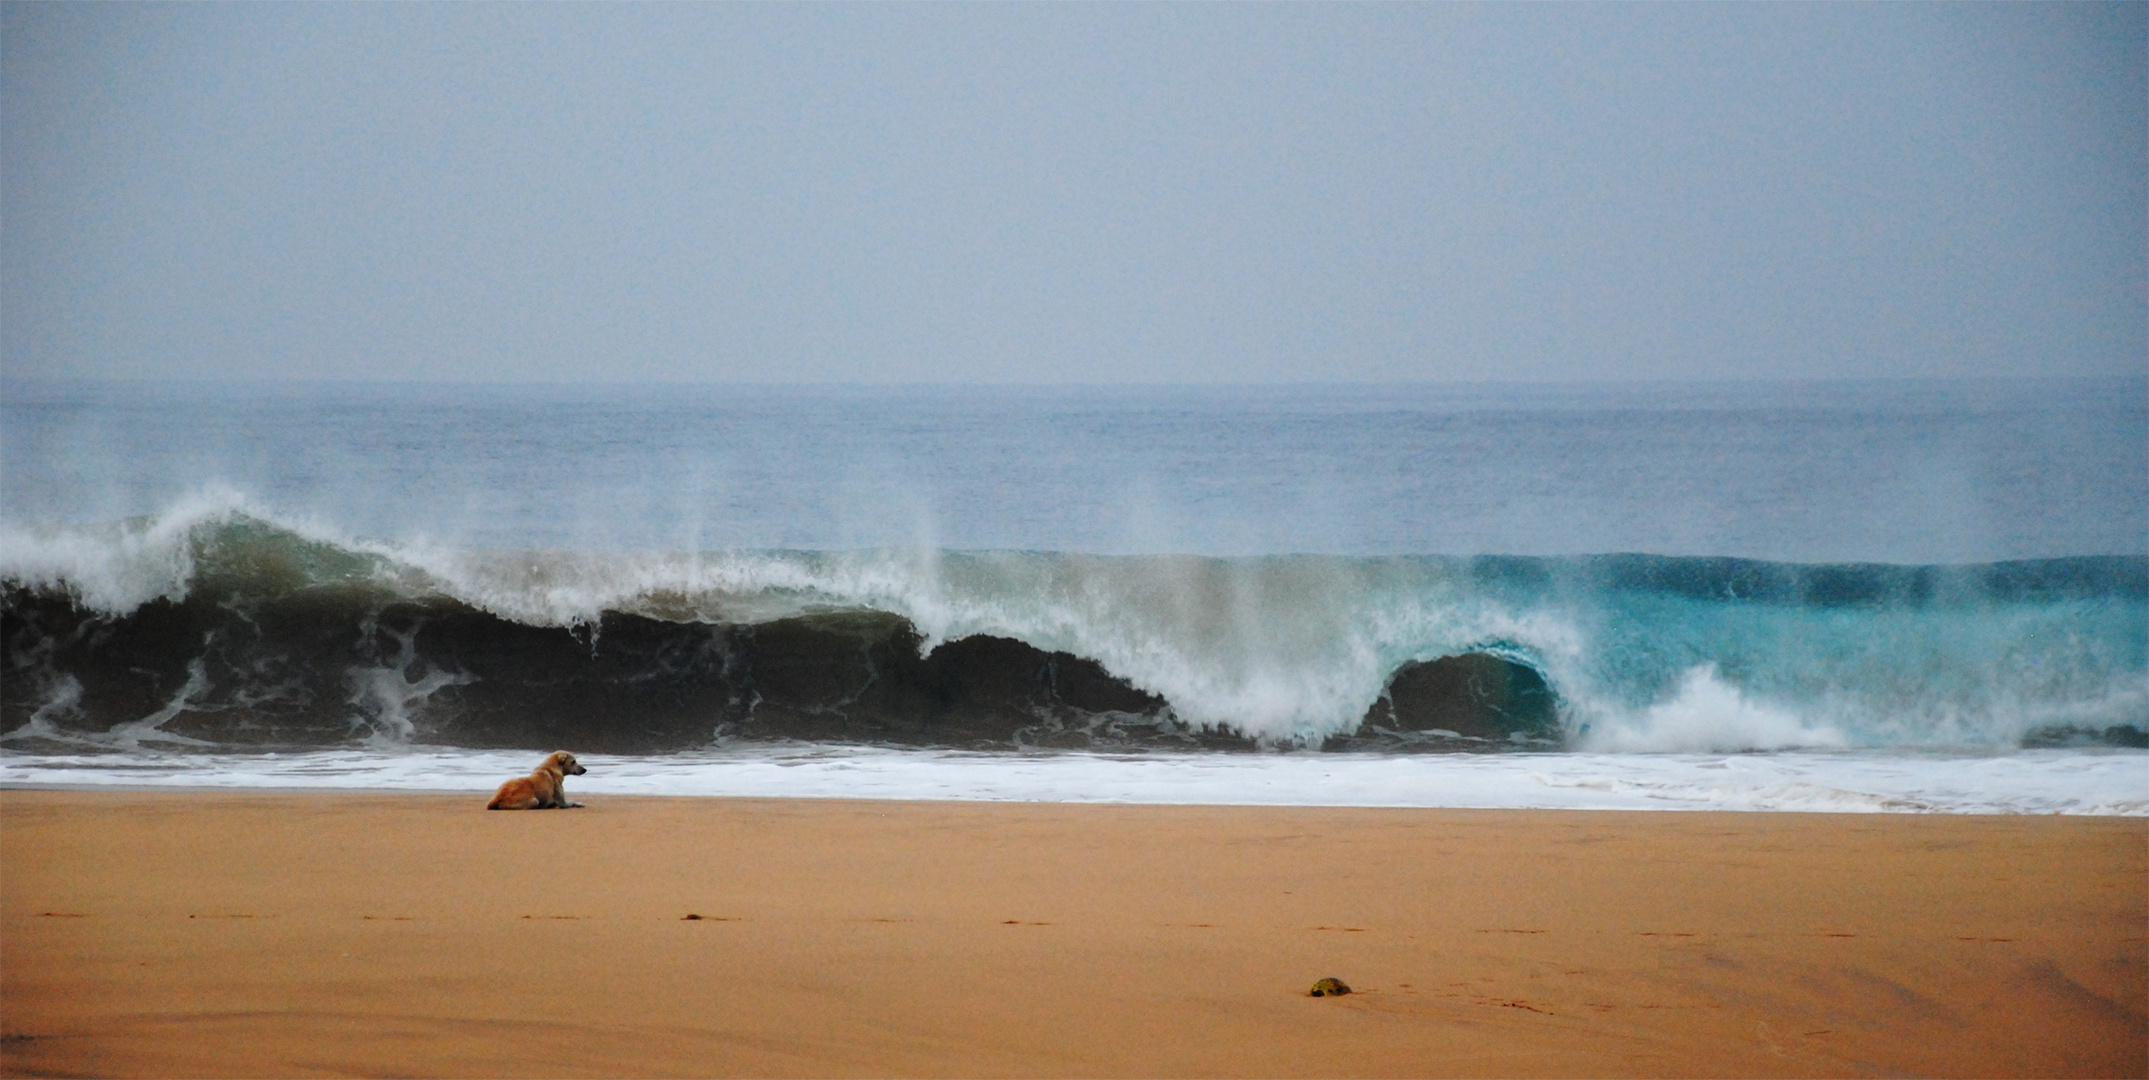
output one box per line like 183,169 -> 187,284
2,790 -> 2142,1078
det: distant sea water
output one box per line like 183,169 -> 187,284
3,378 -> 2143,813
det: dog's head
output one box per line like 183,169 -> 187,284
544,751 -> 587,776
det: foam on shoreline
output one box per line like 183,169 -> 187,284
5,744 -> 2141,815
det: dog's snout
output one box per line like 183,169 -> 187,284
571,764 -> 587,774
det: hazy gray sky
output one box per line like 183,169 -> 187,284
4,3 -> 2143,384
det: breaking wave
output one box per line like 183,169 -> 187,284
3,495 -> 2143,754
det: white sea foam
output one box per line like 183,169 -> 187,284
3,746 -> 2141,815
1575,665 -> 1851,752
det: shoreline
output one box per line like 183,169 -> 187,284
2,777 -> 2145,816
6,743 -> 2143,815
5,790 -> 2144,1077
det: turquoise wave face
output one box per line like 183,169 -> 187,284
2,507 -> 2143,752
1520,571 -> 2145,750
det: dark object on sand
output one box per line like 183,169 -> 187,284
1309,977 -> 1351,997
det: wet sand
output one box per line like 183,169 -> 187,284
2,789 -> 2143,1078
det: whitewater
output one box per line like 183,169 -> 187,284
3,378 -> 2143,813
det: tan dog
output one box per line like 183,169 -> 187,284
486,751 -> 587,810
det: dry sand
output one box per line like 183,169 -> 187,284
2,789 -> 2142,1078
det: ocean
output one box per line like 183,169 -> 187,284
3,377 -> 2143,813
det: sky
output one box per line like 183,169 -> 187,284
3,3 -> 2143,385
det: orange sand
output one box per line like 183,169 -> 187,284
3,790 -> 2143,1077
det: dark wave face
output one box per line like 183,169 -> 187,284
1,589 -> 1557,753
2,510 -> 2143,754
